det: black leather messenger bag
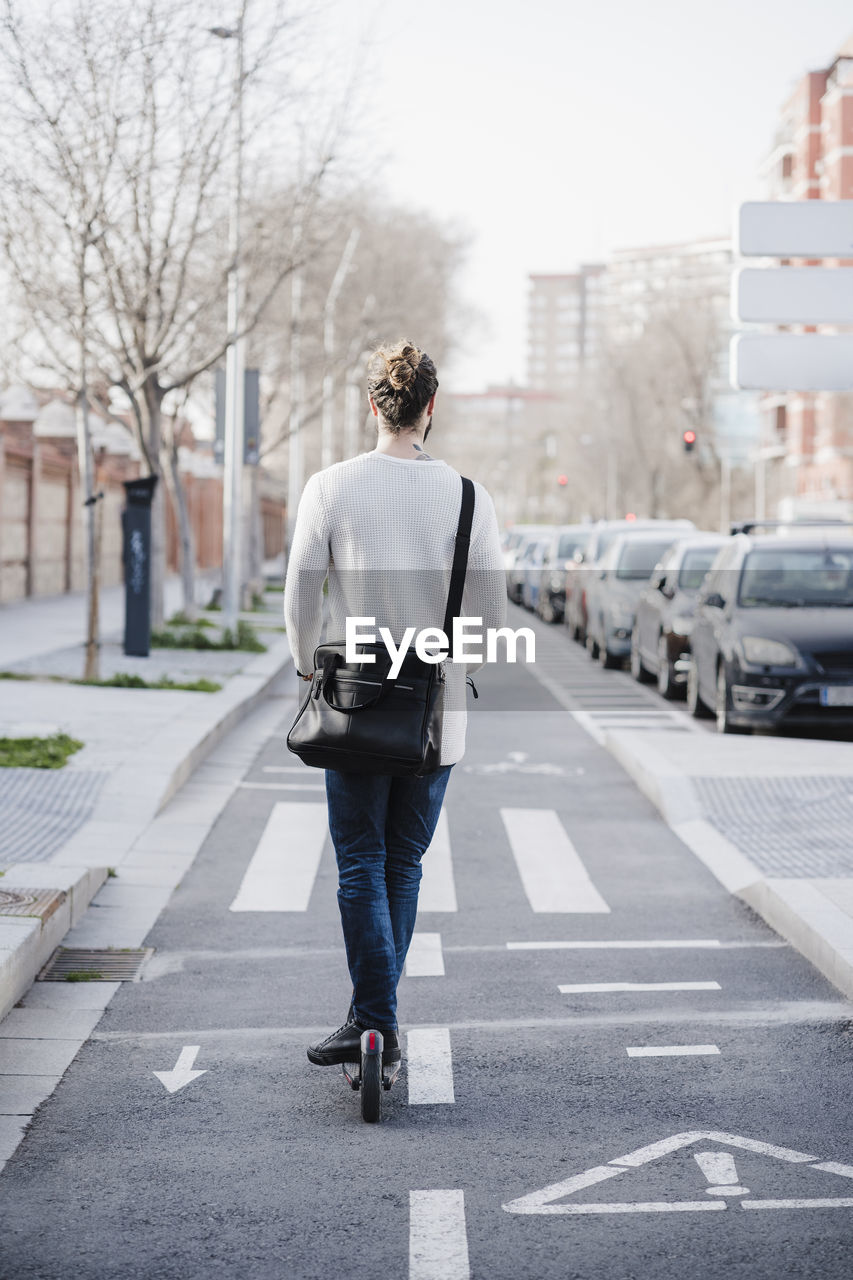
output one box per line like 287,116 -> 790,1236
286,476 -> 475,776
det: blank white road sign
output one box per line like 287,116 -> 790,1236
734,267 -> 853,324
731,334 -> 853,391
738,201 -> 853,258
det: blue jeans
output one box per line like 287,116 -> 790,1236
324,765 -> 453,1032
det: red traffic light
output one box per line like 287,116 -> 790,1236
683,429 -> 696,453
557,474 -> 568,486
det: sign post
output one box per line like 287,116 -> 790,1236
121,475 -> 158,657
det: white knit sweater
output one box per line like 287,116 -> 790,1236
284,450 -> 506,764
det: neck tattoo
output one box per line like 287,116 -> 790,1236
412,442 -> 434,461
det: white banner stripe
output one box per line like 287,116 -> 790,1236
229,802 -> 327,912
501,808 -> 610,913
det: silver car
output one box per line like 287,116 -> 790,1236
585,530 -> 689,668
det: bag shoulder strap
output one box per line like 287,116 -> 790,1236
442,476 -> 475,637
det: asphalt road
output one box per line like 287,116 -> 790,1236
2,645 -> 852,1279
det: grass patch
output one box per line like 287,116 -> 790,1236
77,673 -> 222,693
0,732 -> 83,770
166,610 -> 214,629
64,971 -> 103,982
151,619 -> 266,653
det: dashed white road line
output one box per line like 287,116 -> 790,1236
626,1044 -> 721,1057
508,939 -> 724,950
418,810 -> 457,913
559,982 -> 722,994
407,1028 -> 455,1104
500,808 -> 610,913
409,1190 -> 470,1280
229,802 -> 327,912
406,933 -> 445,978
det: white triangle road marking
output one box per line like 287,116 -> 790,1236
503,1130 -> 853,1215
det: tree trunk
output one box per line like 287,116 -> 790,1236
140,378 -> 166,627
76,377 -> 100,682
164,440 -> 198,621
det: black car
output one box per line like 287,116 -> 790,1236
631,534 -> 728,697
535,524 -> 591,623
687,532 -> 853,733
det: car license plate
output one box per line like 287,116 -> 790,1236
820,686 -> 853,707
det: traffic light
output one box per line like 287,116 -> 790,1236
557,474 -> 568,487
683,429 -> 696,453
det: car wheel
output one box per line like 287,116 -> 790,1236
586,631 -> 600,661
539,595 -> 555,624
686,661 -> 712,719
715,665 -> 748,735
656,635 -> 678,700
599,643 -> 621,670
630,631 -> 653,683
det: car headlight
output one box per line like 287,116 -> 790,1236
741,636 -> 800,667
670,615 -> 693,637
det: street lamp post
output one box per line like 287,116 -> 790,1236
210,8 -> 247,635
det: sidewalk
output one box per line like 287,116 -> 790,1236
600,727 -> 853,999
0,582 -> 293,1019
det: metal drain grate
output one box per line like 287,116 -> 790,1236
0,887 -> 66,921
38,947 -> 153,982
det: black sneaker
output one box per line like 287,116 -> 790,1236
307,1019 -> 401,1067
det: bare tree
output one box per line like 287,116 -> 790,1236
0,0 -> 346,625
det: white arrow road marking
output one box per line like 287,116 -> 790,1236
627,1044 -> 720,1057
503,1130 -> 853,1215
560,982 -> 721,994
407,1028 -> 455,1104
230,802 -> 327,911
153,1045 -> 206,1094
409,1190 -> 470,1280
405,933 -> 445,977
418,810 -> 457,913
501,808 -> 610,913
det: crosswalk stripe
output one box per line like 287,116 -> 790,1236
417,810 -> 457,913
627,1044 -> 721,1057
229,802 -> 327,912
500,808 -> 610,913
406,932 -> 445,977
409,1190 -> 470,1280
407,1028 -> 455,1104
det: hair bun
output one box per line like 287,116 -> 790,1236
385,343 -> 421,391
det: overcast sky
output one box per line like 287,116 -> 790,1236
323,0 -> 853,391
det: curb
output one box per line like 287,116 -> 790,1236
599,724 -> 853,1001
1,635 -> 292,1020
52,635 -> 292,867
0,864 -> 109,1021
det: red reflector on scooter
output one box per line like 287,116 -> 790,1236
369,1032 -> 376,1051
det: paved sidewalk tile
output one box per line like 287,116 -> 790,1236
0,1116 -> 28,1161
0,1075 -> 62,1116
0,1037 -> 84,1076
0,1008 -> 105,1041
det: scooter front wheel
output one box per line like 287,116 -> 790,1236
360,1030 -> 383,1124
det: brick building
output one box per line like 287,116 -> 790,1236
759,33 -> 853,516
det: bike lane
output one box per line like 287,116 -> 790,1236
1,659 -> 851,1279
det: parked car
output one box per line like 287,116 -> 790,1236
503,524 -> 551,574
506,527 -> 552,603
536,524 -> 591,623
585,530 -> 686,668
687,530 -> 853,733
564,519 -> 695,644
630,533 -> 729,697
520,537 -> 550,611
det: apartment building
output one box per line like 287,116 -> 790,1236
526,265 -> 605,393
